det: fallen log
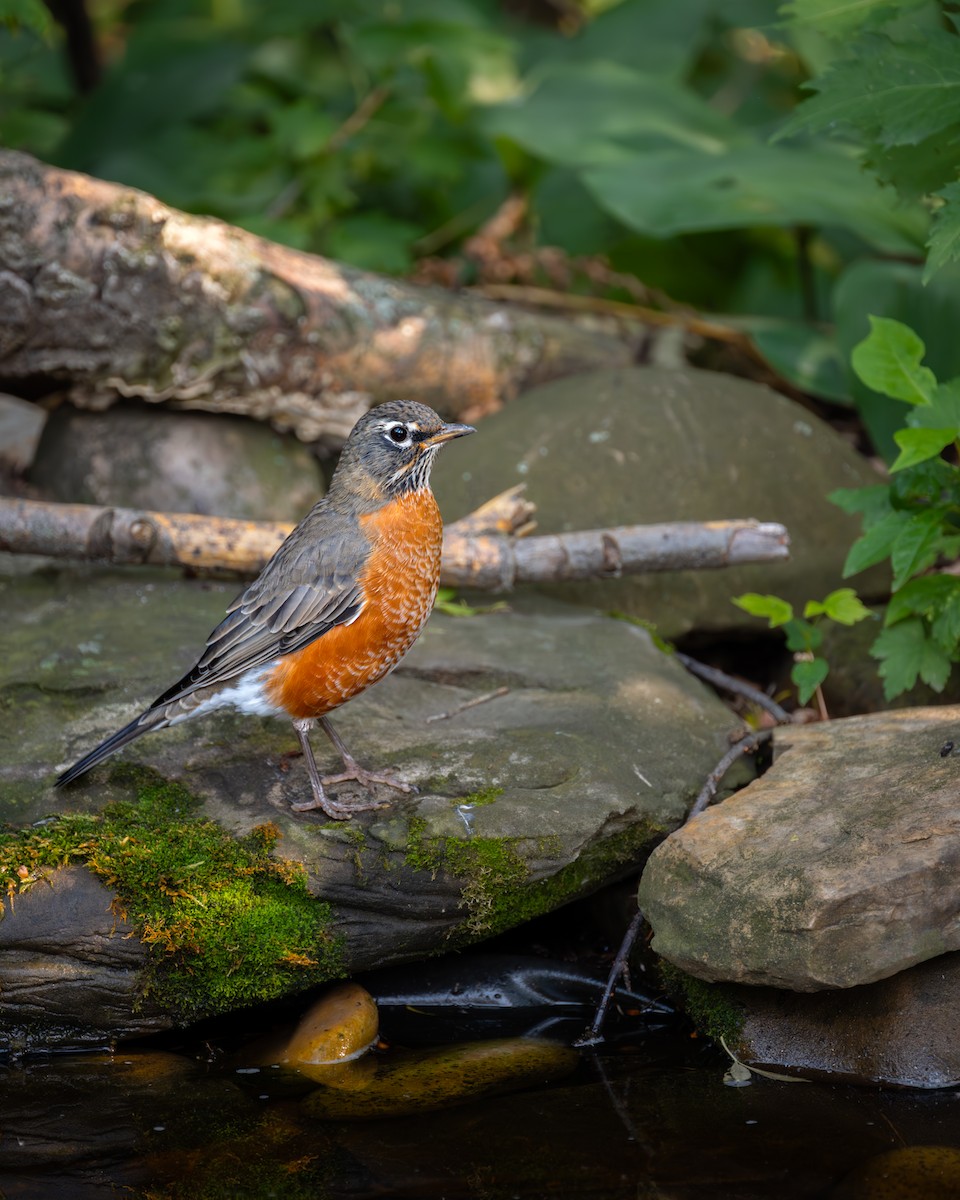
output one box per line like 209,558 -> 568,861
0,152 -> 638,442
0,496 -> 789,587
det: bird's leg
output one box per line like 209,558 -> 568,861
318,715 -> 417,795
289,718 -> 389,818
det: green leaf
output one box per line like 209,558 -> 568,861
485,60 -> 735,169
931,588 -> 960,652
743,318 -> 849,405
885,574 -> 960,623
783,618 -> 823,654
842,510 -> 904,577
731,593 -> 794,627
890,508 -> 947,590
890,427 -> 956,472
791,657 -> 829,705
850,316 -> 936,406
803,588 -> 873,625
828,484 -> 892,522
0,0 -> 50,36
910,378 -> 960,432
926,181 -> 960,281
871,617 -> 953,698
834,260 -> 960,463
581,145 -> 921,250
780,34 -> 960,148
779,0 -> 928,40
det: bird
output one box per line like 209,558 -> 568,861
56,400 -> 475,819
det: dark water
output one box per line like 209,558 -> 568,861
3,1019 -> 960,1200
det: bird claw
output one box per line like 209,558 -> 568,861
322,766 -> 417,795
290,792 -> 390,819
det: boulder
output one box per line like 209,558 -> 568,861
670,951 -> 960,1089
0,563 -> 746,1040
639,708 -> 960,990
28,402 -> 323,521
431,366 -> 887,637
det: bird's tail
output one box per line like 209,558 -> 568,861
55,710 -> 164,788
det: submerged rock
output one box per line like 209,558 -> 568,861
834,1145 -> 960,1198
300,1037 -> 578,1120
0,565 -> 745,1041
431,365 -> 886,637
639,707 -> 960,990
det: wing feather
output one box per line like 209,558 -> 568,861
148,501 -> 370,711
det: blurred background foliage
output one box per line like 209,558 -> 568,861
2,0 -> 959,461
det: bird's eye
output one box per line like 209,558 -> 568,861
387,424 -> 410,445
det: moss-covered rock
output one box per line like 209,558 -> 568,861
2,564 -> 748,1042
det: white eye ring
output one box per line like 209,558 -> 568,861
385,423 -> 412,446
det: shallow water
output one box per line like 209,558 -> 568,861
3,1019 -> 960,1200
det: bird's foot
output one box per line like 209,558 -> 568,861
290,791 -> 390,819
322,759 -> 418,796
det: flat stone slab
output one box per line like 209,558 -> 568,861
639,708 -> 960,990
0,564 -> 746,1039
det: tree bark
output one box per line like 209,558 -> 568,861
0,496 -> 789,587
0,152 -> 638,443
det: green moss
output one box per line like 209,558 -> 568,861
0,766 -> 345,1022
658,961 -> 746,1045
405,814 -> 663,943
457,785 -> 504,808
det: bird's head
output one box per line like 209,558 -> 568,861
334,400 -> 475,501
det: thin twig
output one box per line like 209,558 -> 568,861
425,686 -> 509,723
472,283 -> 757,350
576,907 -> 646,1047
675,652 -> 791,724
326,85 -> 390,154
686,729 -> 774,821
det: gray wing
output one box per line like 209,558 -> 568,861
149,503 -> 369,710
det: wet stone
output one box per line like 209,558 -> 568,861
0,564 -> 746,1039
300,1037 -> 579,1120
283,982 -> 379,1066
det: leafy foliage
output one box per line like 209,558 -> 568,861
732,588 -> 872,705
0,0 -> 930,331
781,3 -> 960,281
835,317 -> 960,699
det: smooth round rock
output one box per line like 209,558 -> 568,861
431,366 -> 886,637
29,402 -> 323,521
283,983 -> 379,1066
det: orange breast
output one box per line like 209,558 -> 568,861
266,488 -> 443,719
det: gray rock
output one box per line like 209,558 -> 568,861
29,402 -> 323,521
639,708 -> 960,990
0,865 -> 170,1050
673,951 -> 960,1088
0,565 -> 746,1038
431,366 -> 887,638
0,393 -> 46,475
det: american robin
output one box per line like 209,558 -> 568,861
56,400 -> 474,819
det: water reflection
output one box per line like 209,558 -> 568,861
2,1029 -> 959,1199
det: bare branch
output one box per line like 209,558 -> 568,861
0,497 -> 789,587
